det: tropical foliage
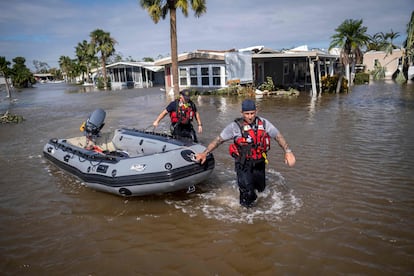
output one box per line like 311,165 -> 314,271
367,30 -> 400,54
401,11 -> 414,82
259,76 -> 275,91
371,61 -> 386,80
354,72 -> 370,84
0,56 -> 12,97
75,40 -> 97,84
329,19 -> 370,88
89,29 -> 117,89
321,75 -> 348,93
1,111 -> 24,124
10,57 -> 35,88
59,55 -> 78,83
139,0 -> 207,96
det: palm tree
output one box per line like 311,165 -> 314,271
383,30 -> 400,54
0,56 -> 12,98
401,11 -> 414,82
59,55 -> 73,82
367,32 -> 385,51
329,19 -> 370,88
367,31 -> 399,54
89,29 -> 117,89
140,0 -> 207,97
11,57 -> 35,88
76,40 -> 96,84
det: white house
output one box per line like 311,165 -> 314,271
97,61 -> 164,89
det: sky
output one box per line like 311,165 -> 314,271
0,0 -> 412,70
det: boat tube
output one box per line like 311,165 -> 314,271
43,110 -> 214,197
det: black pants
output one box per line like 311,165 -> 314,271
235,159 -> 266,207
171,123 -> 198,143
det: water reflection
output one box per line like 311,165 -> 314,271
1,82 -> 414,274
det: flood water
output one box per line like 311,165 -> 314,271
1,81 -> 413,275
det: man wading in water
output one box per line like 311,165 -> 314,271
195,99 -> 296,207
153,90 -> 202,142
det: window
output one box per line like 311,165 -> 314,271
179,68 -> 187,86
190,67 -> 198,86
212,66 -> 221,86
120,68 -> 126,82
201,67 -> 209,86
177,65 -> 224,87
283,62 -> 289,75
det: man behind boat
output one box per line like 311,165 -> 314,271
153,90 -> 203,142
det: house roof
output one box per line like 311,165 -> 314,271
33,73 -> 54,77
154,50 -> 235,66
363,49 -> 403,56
105,61 -> 164,72
153,46 -> 339,66
253,49 -> 338,59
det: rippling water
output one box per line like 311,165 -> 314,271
1,82 -> 413,275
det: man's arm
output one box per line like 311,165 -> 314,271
275,133 -> 296,167
153,109 -> 168,128
195,136 -> 224,164
195,112 -> 202,133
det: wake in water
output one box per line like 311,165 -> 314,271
45,155 -> 302,223
166,168 -> 302,224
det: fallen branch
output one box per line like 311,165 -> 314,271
1,111 -> 25,124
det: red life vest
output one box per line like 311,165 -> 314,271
229,117 -> 271,161
170,100 -> 195,125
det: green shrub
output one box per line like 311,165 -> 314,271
321,75 -> 348,93
259,76 -> 275,91
96,77 -> 111,89
354,73 -> 370,84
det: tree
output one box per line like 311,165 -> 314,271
329,19 -> 370,88
143,57 -> 154,62
367,33 -> 384,51
401,11 -> 414,82
0,56 -> 12,98
139,0 -> 207,97
59,55 -> 73,82
76,40 -> 97,84
89,29 -> 117,89
49,67 -> 63,80
368,30 -> 400,54
383,30 -> 400,54
11,57 -> 35,88
33,60 -> 50,73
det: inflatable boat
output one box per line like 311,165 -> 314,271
43,109 -> 214,197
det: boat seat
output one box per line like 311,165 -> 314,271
67,133 -> 116,152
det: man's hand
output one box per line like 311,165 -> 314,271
284,152 -> 296,167
195,152 -> 207,164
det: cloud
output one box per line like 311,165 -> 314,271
0,0 -> 412,69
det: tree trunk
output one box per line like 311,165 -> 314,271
345,63 -> 350,86
336,73 -> 343,94
101,56 -> 107,89
5,77 -> 11,98
170,7 -> 179,97
86,67 -> 90,83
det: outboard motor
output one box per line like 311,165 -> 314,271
80,108 -> 106,140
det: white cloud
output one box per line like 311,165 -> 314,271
0,0 -> 412,69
